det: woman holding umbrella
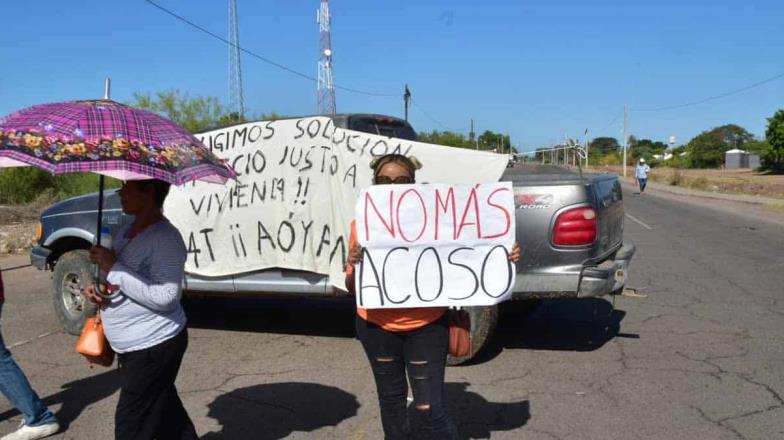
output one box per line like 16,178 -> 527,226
1,95 -> 235,439
83,178 -> 197,440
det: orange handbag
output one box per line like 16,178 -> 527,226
75,312 -> 115,367
448,309 -> 471,357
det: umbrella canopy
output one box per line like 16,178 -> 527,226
0,99 -> 235,184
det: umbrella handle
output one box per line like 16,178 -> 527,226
94,175 -> 105,291
92,175 -> 119,300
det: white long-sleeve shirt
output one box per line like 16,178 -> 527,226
103,219 -> 187,353
635,164 -> 650,179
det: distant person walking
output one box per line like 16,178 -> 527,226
0,268 -> 60,440
636,158 -> 651,194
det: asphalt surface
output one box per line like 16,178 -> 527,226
1,179 -> 783,440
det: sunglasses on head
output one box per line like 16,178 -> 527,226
374,175 -> 414,185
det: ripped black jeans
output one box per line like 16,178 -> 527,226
356,314 -> 459,440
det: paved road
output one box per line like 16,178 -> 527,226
1,183 -> 782,439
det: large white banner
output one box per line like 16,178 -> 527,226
355,183 -> 516,308
164,117 -> 509,289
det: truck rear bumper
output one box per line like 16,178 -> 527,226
511,241 -> 636,300
30,246 -> 51,271
578,241 -> 635,297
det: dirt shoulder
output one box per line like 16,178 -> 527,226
587,166 -> 784,201
0,205 -> 39,255
620,179 -> 784,228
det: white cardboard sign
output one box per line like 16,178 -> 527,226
355,182 -> 516,308
164,117 -> 510,289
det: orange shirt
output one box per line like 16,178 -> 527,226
347,221 -> 446,332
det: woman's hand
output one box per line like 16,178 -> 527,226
348,241 -> 363,266
508,242 -> 521,264
89,245 -> 116,273
82,283 -> 109,305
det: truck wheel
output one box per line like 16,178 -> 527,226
447,305 -> 499,366
52,250 -> 96,335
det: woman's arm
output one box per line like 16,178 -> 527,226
345,239 -> 362,296
106,232 -> 186,312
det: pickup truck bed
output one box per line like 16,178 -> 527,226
31,160 -> 634,364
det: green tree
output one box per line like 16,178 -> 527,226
744,139 -> 769,154
131,90 -> 281,133
132,90 -> 233,133
686,124 -> 754,168
477,130 -> 512,153
629,138 -> 668,163
589,137 -> 620,154
417,129 -> 517,153
0,168 -> 54,204
417,130 -> 472,148
763,109 -> 784,172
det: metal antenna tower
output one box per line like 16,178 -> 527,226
317,0 -> 336,115
228,0 -> 245,120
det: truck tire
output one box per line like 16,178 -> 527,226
447,305 -> 499,366
52,250 -> 96,335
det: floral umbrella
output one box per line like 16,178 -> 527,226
0,98 -> 236,289
0,99 -> 234,184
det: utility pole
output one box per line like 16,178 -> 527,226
623,104 -> 628,177
403,84 -> 411,121
584,128 -> 589,167
469,119 -> 475,146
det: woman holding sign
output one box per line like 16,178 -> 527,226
346,154 -> 520,439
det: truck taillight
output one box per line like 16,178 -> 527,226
552,207 -> 596,246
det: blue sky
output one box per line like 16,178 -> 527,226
1,0 -> 782,152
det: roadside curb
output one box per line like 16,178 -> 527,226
619,176 -> 783,206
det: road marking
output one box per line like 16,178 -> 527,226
625,213 -> 653,230
0,264 -> 32,272
7,331 -> 60,349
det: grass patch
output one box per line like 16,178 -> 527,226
667,170 -> 684,186
689,177 -> 709,191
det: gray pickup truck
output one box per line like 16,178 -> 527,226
30,114 -> 634,364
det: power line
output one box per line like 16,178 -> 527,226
598,111 -> 623,133
143,0 -> 396,97
632,70 -> 784,112
410,98 -> 450,130
410,98 -> 472,134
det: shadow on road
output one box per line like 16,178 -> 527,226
472,298 -> 629,364
184,297 -> 356,338
0,368 -> 120,429
445,382 -> 530,439
200,382 -> 359,439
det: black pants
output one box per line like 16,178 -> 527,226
356,314 -> 459,440
115,329 -> 198,440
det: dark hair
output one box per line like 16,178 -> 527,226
369,154 -> 422,181
138,179 -> 171,208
